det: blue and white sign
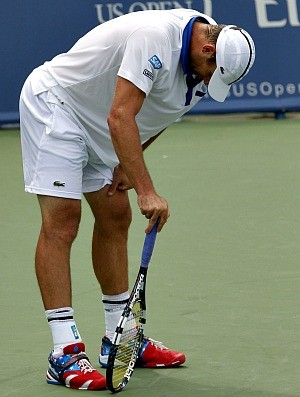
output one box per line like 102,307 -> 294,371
0,0 -> 299,123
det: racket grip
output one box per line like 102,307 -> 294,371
141,218 -> 159,268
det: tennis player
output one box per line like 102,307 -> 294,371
19,8 -> 255,390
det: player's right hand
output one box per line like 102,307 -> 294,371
137,193 -> 170,232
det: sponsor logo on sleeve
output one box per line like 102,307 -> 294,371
148,55 -> 162,69
143,69 -> 154,80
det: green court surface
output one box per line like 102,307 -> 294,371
1,113 -> 300,396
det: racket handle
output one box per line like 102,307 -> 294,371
141,218 -> 159,268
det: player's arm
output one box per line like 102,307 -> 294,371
107,76 -> 169,232
108,130 -> 165,197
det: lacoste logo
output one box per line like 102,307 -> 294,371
53,181 -> 65,187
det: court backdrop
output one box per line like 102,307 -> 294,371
1,0 -> 299,124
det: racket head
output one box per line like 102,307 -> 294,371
106,270 -> 147,393
106,328 -> 143,392
106,219 -> 159,393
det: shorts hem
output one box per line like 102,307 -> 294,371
82,180 -> 112,194
25,186 -> 82,200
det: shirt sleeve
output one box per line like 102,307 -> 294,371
117,26 -> 171,96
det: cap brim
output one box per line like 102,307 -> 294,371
207,70 -> 230,102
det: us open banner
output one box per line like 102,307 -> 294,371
1,0 -> 299,123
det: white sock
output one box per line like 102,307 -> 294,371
45,307 -> 82,354
102,292 -> 130,340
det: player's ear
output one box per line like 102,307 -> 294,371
202,43 -> 215,54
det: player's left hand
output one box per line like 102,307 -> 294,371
108,164 -> 133,196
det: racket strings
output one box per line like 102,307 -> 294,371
112,335 -> 139,369
112,301 -> 144,388
121,314 -> 138,342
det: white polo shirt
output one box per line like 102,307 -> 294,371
31,9 -> 216,168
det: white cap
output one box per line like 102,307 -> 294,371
208,25 -> 255,102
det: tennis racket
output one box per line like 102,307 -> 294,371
106,218 -> 159,393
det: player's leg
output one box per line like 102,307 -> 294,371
19,77 -> 106,389
84,186 -> 132,353
36,194 -> 106,389
35,195 -> 81,310
84,185 -> 132,296
84,183 -> 186,368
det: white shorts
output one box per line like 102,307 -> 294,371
19,78 -> 114,200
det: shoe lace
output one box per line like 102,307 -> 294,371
146,337 -> 168,350
77,358 -> 95,374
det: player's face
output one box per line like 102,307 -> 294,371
198,61 -> 216,85
190,54 -> 217,85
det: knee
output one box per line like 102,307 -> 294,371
96,196 -> 132,234
105,200 -> 132,232
40,203 -> 81,245
42,219 -> 80,245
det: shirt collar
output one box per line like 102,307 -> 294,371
181,17 -> 201,76
181,16 -> 212,76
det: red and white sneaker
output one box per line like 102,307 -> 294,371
100,336 -> 185,368
47,342 -> 106,390
137,337 -> 186,368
